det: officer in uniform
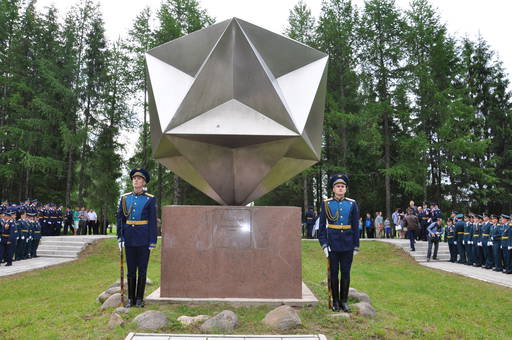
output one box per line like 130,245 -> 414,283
446,219 -> 457,262
30,212 -> 42,257
472,215 -> 483,267
117,167 -> 157,308
499,214 -> 511,274
304,206 -> 316,239
464,215 -> 474,266
0,210 -> 17,266
455,214 -> 466,264
318,174 -> 360,313
490,215 -> 503,272
418,205 -> 430,241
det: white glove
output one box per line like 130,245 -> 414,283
118,241 -> 124,251
21,236 -> 25,240
454,241 -> 457,245
509,246 -> 511,250
488,241 -> 493,246
323,246 -> 330,258
478,242 -> 482,246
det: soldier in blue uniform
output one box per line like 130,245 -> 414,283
304,206 -> 316,239
481,214 -> 493,269
0,210 -> 17,266
454,214 -> 466,264
472,215 -> 483,267
318,174 -> 360,313
446,219 -> 457,262
30,212 -> 42,257
117,167 -> 158,308
490,215 -> 503,272
499,214 -> 510,274
463,215 -> 474,266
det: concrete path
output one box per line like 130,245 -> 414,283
375,238 -> 512,288
125,334 -> 327,340
0,235 -> 114,277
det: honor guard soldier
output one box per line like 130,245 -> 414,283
117,167 -> 157,308
455,214 -> 466,264
318,174 -> 360,313
490,215 -> 503,272
464,215 -> 474,266
472,215 -> 483,267
30,212 -> 42,257
481,214 -> 493,269
304,206 -> 316,239
0,210 -> 17,266
446,219 -> 457,262
499,214 -> 511,274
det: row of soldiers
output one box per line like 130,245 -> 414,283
1,200 -> 65,236
0,209 -> 42,266
445,213 -> 511,274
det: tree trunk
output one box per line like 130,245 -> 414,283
303,174 -> 308,211
65,149 -> 73,208
173,175 -> 181,205
383,106 -> 392,220
158,164 -> 163,217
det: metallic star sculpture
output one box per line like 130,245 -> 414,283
146,18 -> 328,205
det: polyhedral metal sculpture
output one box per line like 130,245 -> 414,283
146,18 -> 328,205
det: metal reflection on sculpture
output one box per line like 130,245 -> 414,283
146,17 -> 328,205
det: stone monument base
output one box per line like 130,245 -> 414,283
160,205 -> 303,299
145,282 -> 318,307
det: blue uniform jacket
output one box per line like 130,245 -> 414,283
318,197 -> 360,252
117,192 -> 157,248
455,221 -> 465,241
1,220 -> 17,243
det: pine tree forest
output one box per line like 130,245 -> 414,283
0,0 -> 510,221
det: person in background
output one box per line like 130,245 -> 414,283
72,208 -> 80,235
403,208 -> 419,251
427,218 -> 444,261
446,219 -> 457,262
384,217 -> 391,238
364,213 -> 373,238
374,211 -> 384,238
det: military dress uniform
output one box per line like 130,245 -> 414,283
500,215 -> 511,274
472,217 -> 483,267
304,207 -> 316,239
446,222 -> 457,262
490,221 -> 503,271
31,215 -> 42,257
0,211 -> 17,266
117,167 -> 157,308
318,174 -> 360,313
464,218 -> 474,265
455,216 -> 466,264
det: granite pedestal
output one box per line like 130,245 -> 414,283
157,205 -> 306,302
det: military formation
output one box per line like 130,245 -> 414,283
0,208 -> 42,266
446,212 -> 512,274
0,199 -> 70,267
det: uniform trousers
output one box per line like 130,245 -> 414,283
474,245 -> 483,266
492,241 -> 503,270
125,246 -> 150,279
427,237 -> 440,259
448,242 -> 457,262
485,244 -> 494,268
502,247 -> 510,272
0,241 -> 15,265
329,250 -> 353,283
457,239 -> 466,263
408,229 -> 416,250
466,242 -> 473,265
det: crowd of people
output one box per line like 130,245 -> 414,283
0,199 -> 111,267
302,200 -> 511,274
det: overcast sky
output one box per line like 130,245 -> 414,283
35,0 -> 512,158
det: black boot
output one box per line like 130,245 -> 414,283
340,279 -> 351,313
125,277 -> 136,308
135,276 -> 146,308
331,280 -> 340,312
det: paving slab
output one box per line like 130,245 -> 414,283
374,239 -> 512,288
125,334 -> 327,340
145,282 -> 318,307
0,235 -> 114,278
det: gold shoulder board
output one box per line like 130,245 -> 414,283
345,197 -> 355,202
144,193 -> 154,198
121,192 -> 131,197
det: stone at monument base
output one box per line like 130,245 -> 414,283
145,282 -> 318,307
160,205 -> 302,299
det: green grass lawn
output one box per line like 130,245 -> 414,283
1,239 -> 511,339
